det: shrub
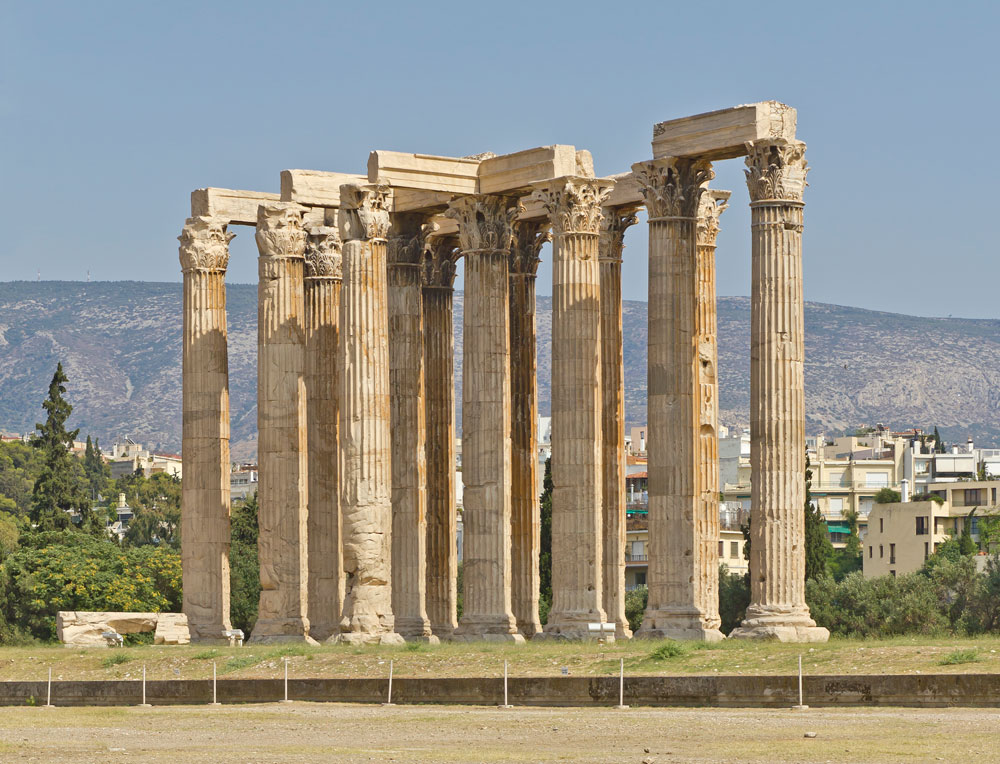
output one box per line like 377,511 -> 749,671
718,564 -> 749,635
101,651 -> 131,668
940,648 -> 979,665
874,487 -> 901,504
624,586 -> 647,633
650,642 -> 686,660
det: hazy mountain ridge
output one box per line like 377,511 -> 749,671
1,281 -> 998,459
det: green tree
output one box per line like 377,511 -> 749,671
624,585 -> 647,633
538,456 -> 553,622
978,513 -> 1000,555
874,487 -> 901,504
121,472 -> 181,549
83,436 -> 110,502
804,454 -> 832,580
933,426 -> 945,453
0,441 -> 44,516
29,364 -> 92,531
718,563 -> 750,634
228,492 -> 260,635
959,510 -> 979,556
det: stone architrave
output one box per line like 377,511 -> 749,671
179,216 -> 235,644
508,221 -> 549,638
695,189 -> 729,635
251,203 -> 316,645
532,176 -> 614,640
445,194 -> 524,643
598,206 -> 639,640
337,183 -> 404,645
388,213 -> 437,643
304,225 -> 343,642
422,236 -> 460,638
730,140 -> 829,643
633,158 -> 724,641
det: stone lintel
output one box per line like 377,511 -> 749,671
191,188 -> 281,226
280,170 -> 366,208
652,101 -> 797,161
368,151 -> 481,194
478,146 -> 591,194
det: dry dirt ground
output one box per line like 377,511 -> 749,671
0,703 -> 999,763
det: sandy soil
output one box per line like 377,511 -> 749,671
0,703 -> 998,763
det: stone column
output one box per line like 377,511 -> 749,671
446,194 -> 524,643
251,203 -> 315,644
422,237 -> 460,638
598,206 -> 639,640
508,221 -> 549,638
179,216 -> 234,643
337,183 -> 404,645
388,214 -> 436,643
695,190 -> 729,635
533,177 -> 613,640
304,225 -> 343,642
633,158 -> 723,641
730,140 -> 829,642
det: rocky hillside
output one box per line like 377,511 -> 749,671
2,281 -> 998,459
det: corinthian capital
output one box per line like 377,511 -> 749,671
422,236 -> 460,289
339,183 -> 391,242
178,216 -> 234,273
255,203 -> 306,258
388,214 -> 436,267
744,139 -> 808,203
599,206 -> 640,262
304,226 -> 343,280
531,177 -> 613,236
445,194 -> 520,254
696,190 -> 731,247
632,157 -> 714,219
510,221 -> 550,276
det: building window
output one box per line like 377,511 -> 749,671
635,572 -> 646,587
730,541 -> 739,558
719,541 -> 724,557
879,518 -> 884,533
879,544 -> 884,559
890,569 -> 896,577
865,472 -> 889,488
890,543 -> 896,564
829,497 -> 844,512
965,489 -> 982,506
916,516 -> 928,536
924,542 -> 929,560
868,546 -> 873,559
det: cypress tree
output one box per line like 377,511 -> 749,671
538,456 -> 554,618
30,364 -> 91,530
804,452 -> 832,580
83,435 -> 109,502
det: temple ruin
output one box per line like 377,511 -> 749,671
178,102 -> 829,644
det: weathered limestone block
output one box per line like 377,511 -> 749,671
422,237 -> 460,638
651,102 -> 797,161
304,226 -> 343,642
633,158 -> 723,642
509,221 -> 549,638
337,183 -> 404,645
599,206 -> 639,640
251,203 -> 316,645
446,194 -> 524,643
178,216 -> 234,644
532,176 -> 613,641
57,612 -> 190,647
388,213 -> 436,643
190,188 -> 281,225
730,140 -> 829,644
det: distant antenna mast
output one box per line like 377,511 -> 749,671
87,270 -> 91,283
36,270 -> 40,282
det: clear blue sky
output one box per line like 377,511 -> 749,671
3,1 -> 997,317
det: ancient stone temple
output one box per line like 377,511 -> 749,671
179,101 -> 828,644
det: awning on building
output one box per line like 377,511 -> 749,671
827,523 -> 850,534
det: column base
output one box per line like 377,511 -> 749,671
331,631 -> 406,646
517,621 -> 543,640
247,619 -> 318,645
636,609 -> 724,642
728,606 -> 830,643
396,617 -> 438,644
307,623 -> 340,643
186,623 -> 232,645
429,623 -> 457,640
449,617 -> 525,644
614,621 -> 633,641
537,613 -> 614,642
247,634 -> 319,646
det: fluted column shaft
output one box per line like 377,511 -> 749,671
533,177 -> 613,639
508,222 -> 547,638
337,184 -> 403,645
446,194 -> 523,642
179,216 -> 234,643
731,140 -> 828,642
422,239 -> 459,637
252,203 -> 313,644
388,215 -> 434,641
633,158 -> 723,641
599,208 -> 638,640
304,226 -> 343,642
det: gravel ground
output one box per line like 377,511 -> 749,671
0,703 -> 999,763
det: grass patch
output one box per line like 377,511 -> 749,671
650,642 -> 687,660
221,655 -> 259,674
940,648 -> 980,666
101,652 -> 132,668
404,641 -> 427,652
191,649 -> 219,660
263,644 -> 313,660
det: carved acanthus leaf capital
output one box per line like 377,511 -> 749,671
510,221 -> 550,276
696,190 -> 730,247
422,235 -> 460,288
339,183 -> 392,242
632,158 -> 714,219
178,216 -> 234,273
599,205 -> 640,262
445,194 -> 520,254
744,139 -> 808,203
304,226 -> 343,279
255,203 -> 306,258
531,176 -> 613,236
388,214 -> 437,267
